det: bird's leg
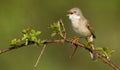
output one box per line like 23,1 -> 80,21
69,45 -> 78,59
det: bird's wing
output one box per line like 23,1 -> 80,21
86,21 -> 96,38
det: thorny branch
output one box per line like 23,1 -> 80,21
0,20 -> 120,70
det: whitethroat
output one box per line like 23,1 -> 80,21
67,7 -> 96,60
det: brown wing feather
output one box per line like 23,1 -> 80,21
86,21 -> 96,38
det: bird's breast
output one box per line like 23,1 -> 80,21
71,20 -> 91,37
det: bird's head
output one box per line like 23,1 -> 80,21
67,8 -> 83,20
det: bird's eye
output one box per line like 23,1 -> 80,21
73,11 -> 76,13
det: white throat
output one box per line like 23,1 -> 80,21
69,14 -> 81,21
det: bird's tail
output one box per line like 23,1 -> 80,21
87,35 -> 97,60
89,44 -> 97,60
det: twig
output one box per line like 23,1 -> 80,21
59,19 -> 66,39
69,46 -> 78,59
34,44 -> 46,67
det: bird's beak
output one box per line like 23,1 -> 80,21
67,11 -> 73,16
67,13 -> 70,16
67,11 -> 71,16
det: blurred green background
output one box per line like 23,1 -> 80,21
0,0 -> 120,70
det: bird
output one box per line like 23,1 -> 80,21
67,7 -> 96,60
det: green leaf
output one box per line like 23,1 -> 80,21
11,38 -> 21,46
35,31 -> 41,36
11,27 -> 42,47
51,32 -> 56,37
103,47 -> 115,57
96,47 -> 115,58
50,21 -> 63,37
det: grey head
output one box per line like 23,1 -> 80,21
68,7 -> 83,16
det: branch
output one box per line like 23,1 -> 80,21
45,39 -> 120,70
0,20 -> 120,70
0,41 -> 34,54
1,39 -> 119,70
